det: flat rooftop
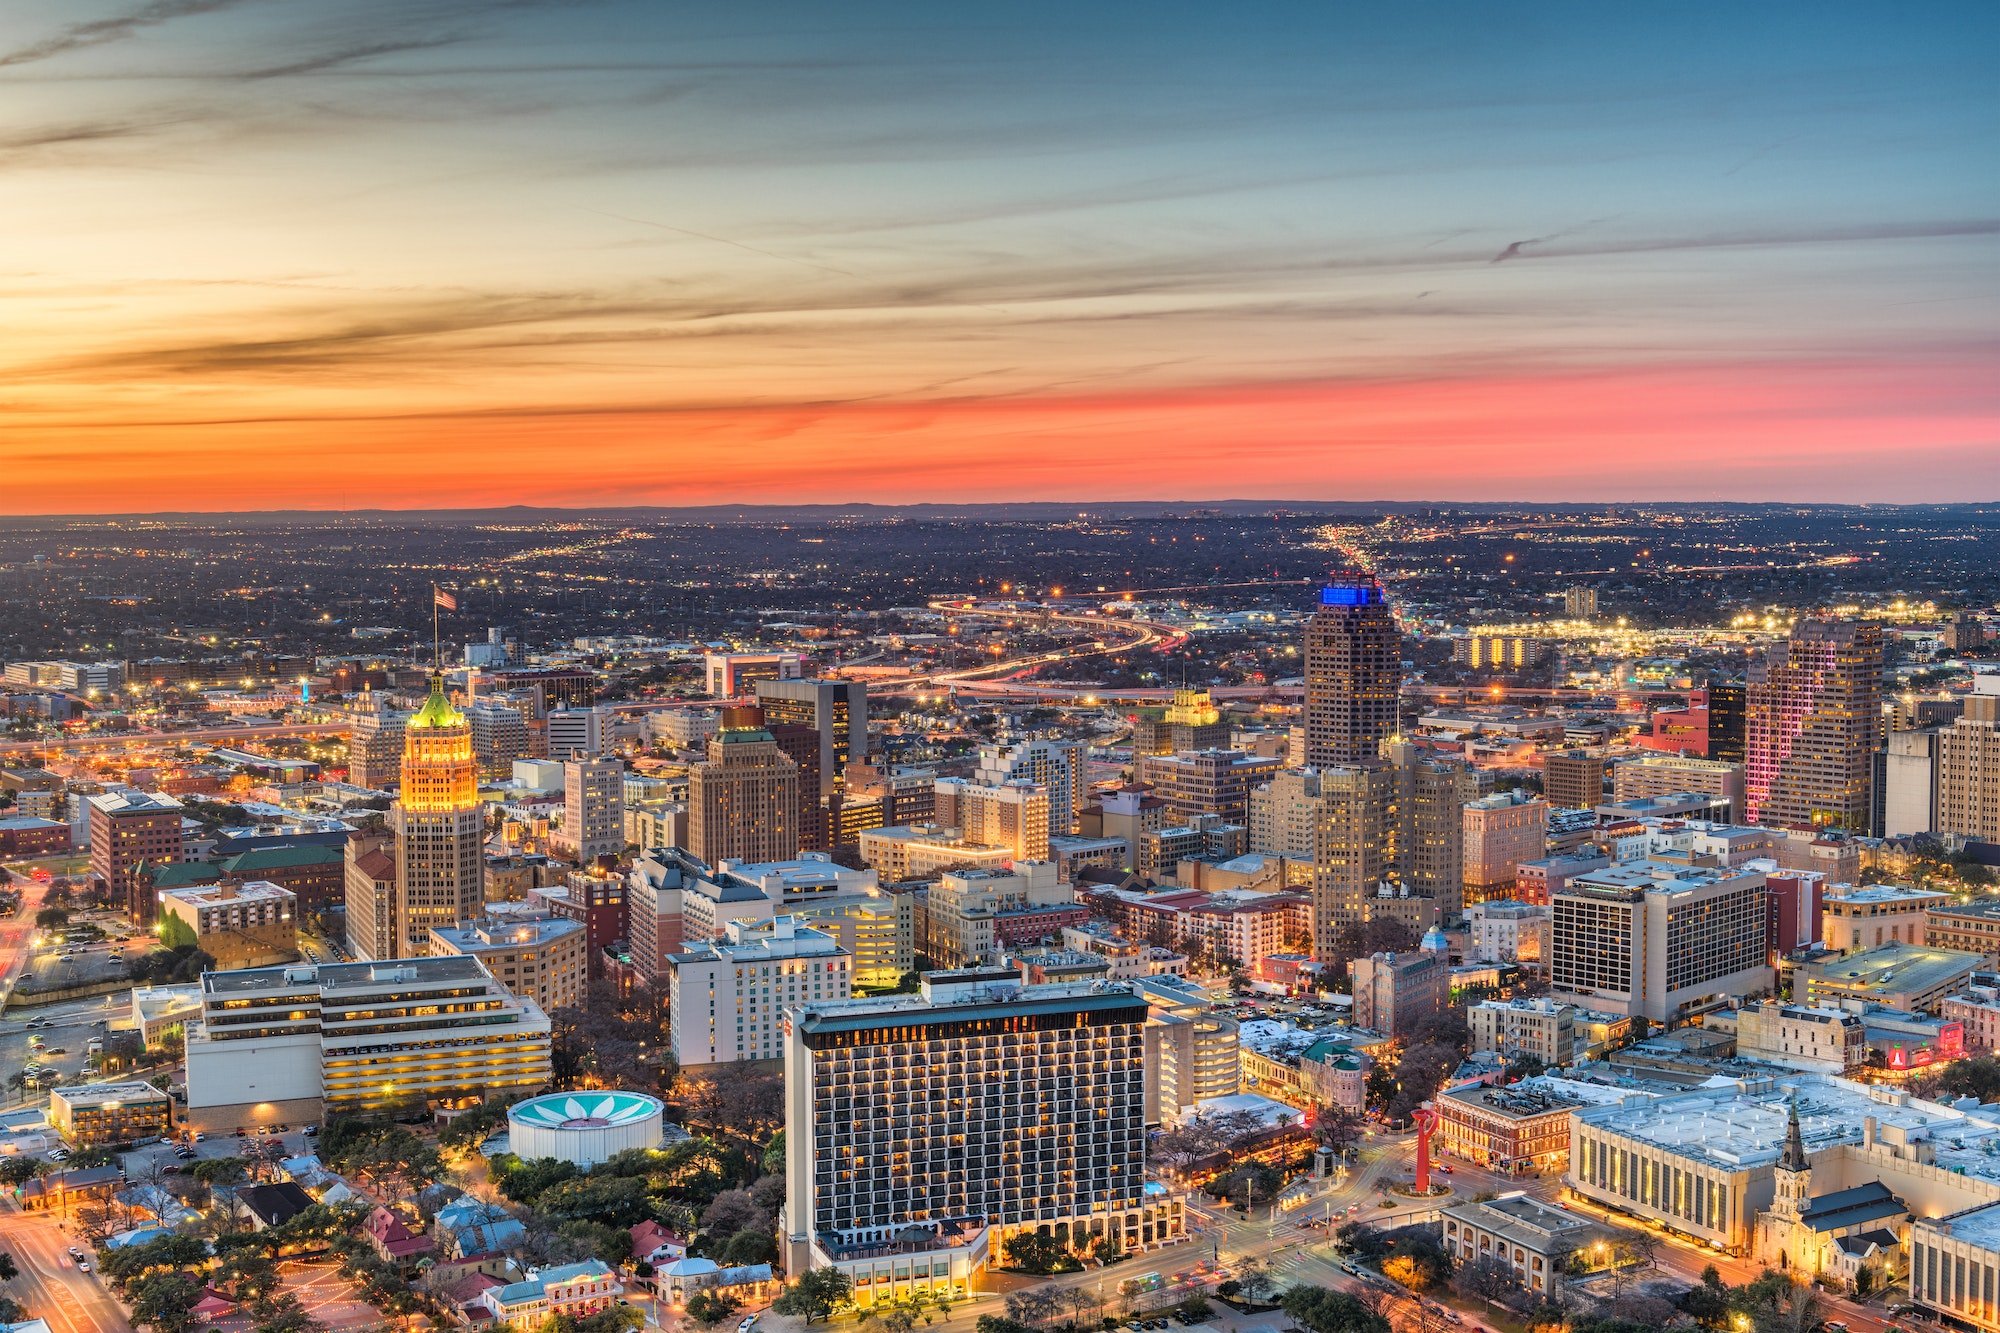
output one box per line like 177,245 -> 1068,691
160,879 -> 294,908
1920,1200 -> 2000,1251
53,1080 -> 170,1107
1573,1073 -> 2000,1173
1826,884 -> 1952,905
201,954 -> 495,995
1441,1075 -> 1646,1120
431,917 -> 583,951
1567,861 -> 1755,896
1804,943 -> 1982,992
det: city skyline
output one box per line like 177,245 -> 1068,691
3,2 -> 1995,513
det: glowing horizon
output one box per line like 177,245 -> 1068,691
2,2 -> 1994,513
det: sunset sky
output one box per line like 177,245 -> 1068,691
3,1 -> 1995,512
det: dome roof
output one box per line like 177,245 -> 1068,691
1419,925 -> 1450,952
409,674 -> 465,730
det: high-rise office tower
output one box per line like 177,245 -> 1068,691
1462,791 -> 1549,908
780,970 -> 1172,1295
389,677 -> 485,958
1542,751 -> 1606,811
689,707 -> 799,866
342,829 -> 397,961
1303,574 -> 1400,767
976,739 -> 1088,836
1130,689 -> 1232,757
1310,764 -> 1396,957
346,694 -> 409,790
1707,682 -> 1747,764
1386,740 -> 1489,921
766,721 -> 827,849
754,679 -> 869,802
465,701 -> 530,780
931,778 -> 1051,860
562,757 -> 626,863
89,790 -> 185,926
1745,620 -> 1884,831
1937,678 -> 2000,841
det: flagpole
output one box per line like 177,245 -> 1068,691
432,583 -> 441,675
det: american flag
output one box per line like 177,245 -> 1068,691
434,586 -> 457,610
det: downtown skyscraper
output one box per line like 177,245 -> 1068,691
1744,619 -> 1884,831
376,676 -> 484,958
1302,573 -> 1400,767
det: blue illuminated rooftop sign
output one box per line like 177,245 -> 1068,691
1319,583 -> 1382,606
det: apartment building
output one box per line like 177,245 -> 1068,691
667,916 -> 851,1067
1463,792 -> 1550,908
931,778 -> 1051,861
1350,950 -> 1446,1037
1467,998 -> 1575,1064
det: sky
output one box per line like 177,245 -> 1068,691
2,0 -> 1996,513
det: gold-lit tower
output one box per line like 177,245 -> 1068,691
384,674 -> 484,958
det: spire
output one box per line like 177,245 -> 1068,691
1781,1093 -> 1807,1171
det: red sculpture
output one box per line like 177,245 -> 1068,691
1412,1104 -> 1440,1193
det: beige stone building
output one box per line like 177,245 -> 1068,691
427,915 -> 587,1015
1938,679 -> 2000,841
689,708 -> 800,867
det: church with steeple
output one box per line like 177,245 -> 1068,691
1755,1094 -> 1909,1287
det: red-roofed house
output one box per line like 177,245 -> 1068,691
629,1219 -> 689,1267
364,1206 -> 435,1264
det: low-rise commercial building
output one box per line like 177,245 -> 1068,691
1823,884 -> 1954,954
1441,1191 -> 1616,1292
48,1081 -> 174,1148
1732,1000 -> 1867,1073
1436,1076 -> 1639,1175
1929,900 -> 2000,965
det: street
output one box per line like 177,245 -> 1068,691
0,1202 -> 136,1333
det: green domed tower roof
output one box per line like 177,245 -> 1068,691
409,673 -> 465,729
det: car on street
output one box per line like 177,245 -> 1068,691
75,1261 -> 89,1272
66,1247 -> 85,1262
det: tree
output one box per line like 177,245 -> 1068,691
1003,1288 -> 1063,1329
762,1129 -> 787,1175
0,1298 -> 23,1327
685,1290 -> 744,1327
1311,1103 -> 1366,1156
1003,1230 -> 1071,1274
700,1188 -> 771,1241
1176,1294 -> 1213,1323
35,906 -> 69,929
773,1267 -> 854,1324
1282,1285 -> 1393,1333
1379,1234 -> 1451,1294
0,1251 -> 16,1282
719,1228 -> 776,1266
1089,1233 -> 1125,1266
131,1271 -> 205,1333
1452,1254 -> 1517,1309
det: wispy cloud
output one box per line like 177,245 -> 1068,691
0,0 -> 256,69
